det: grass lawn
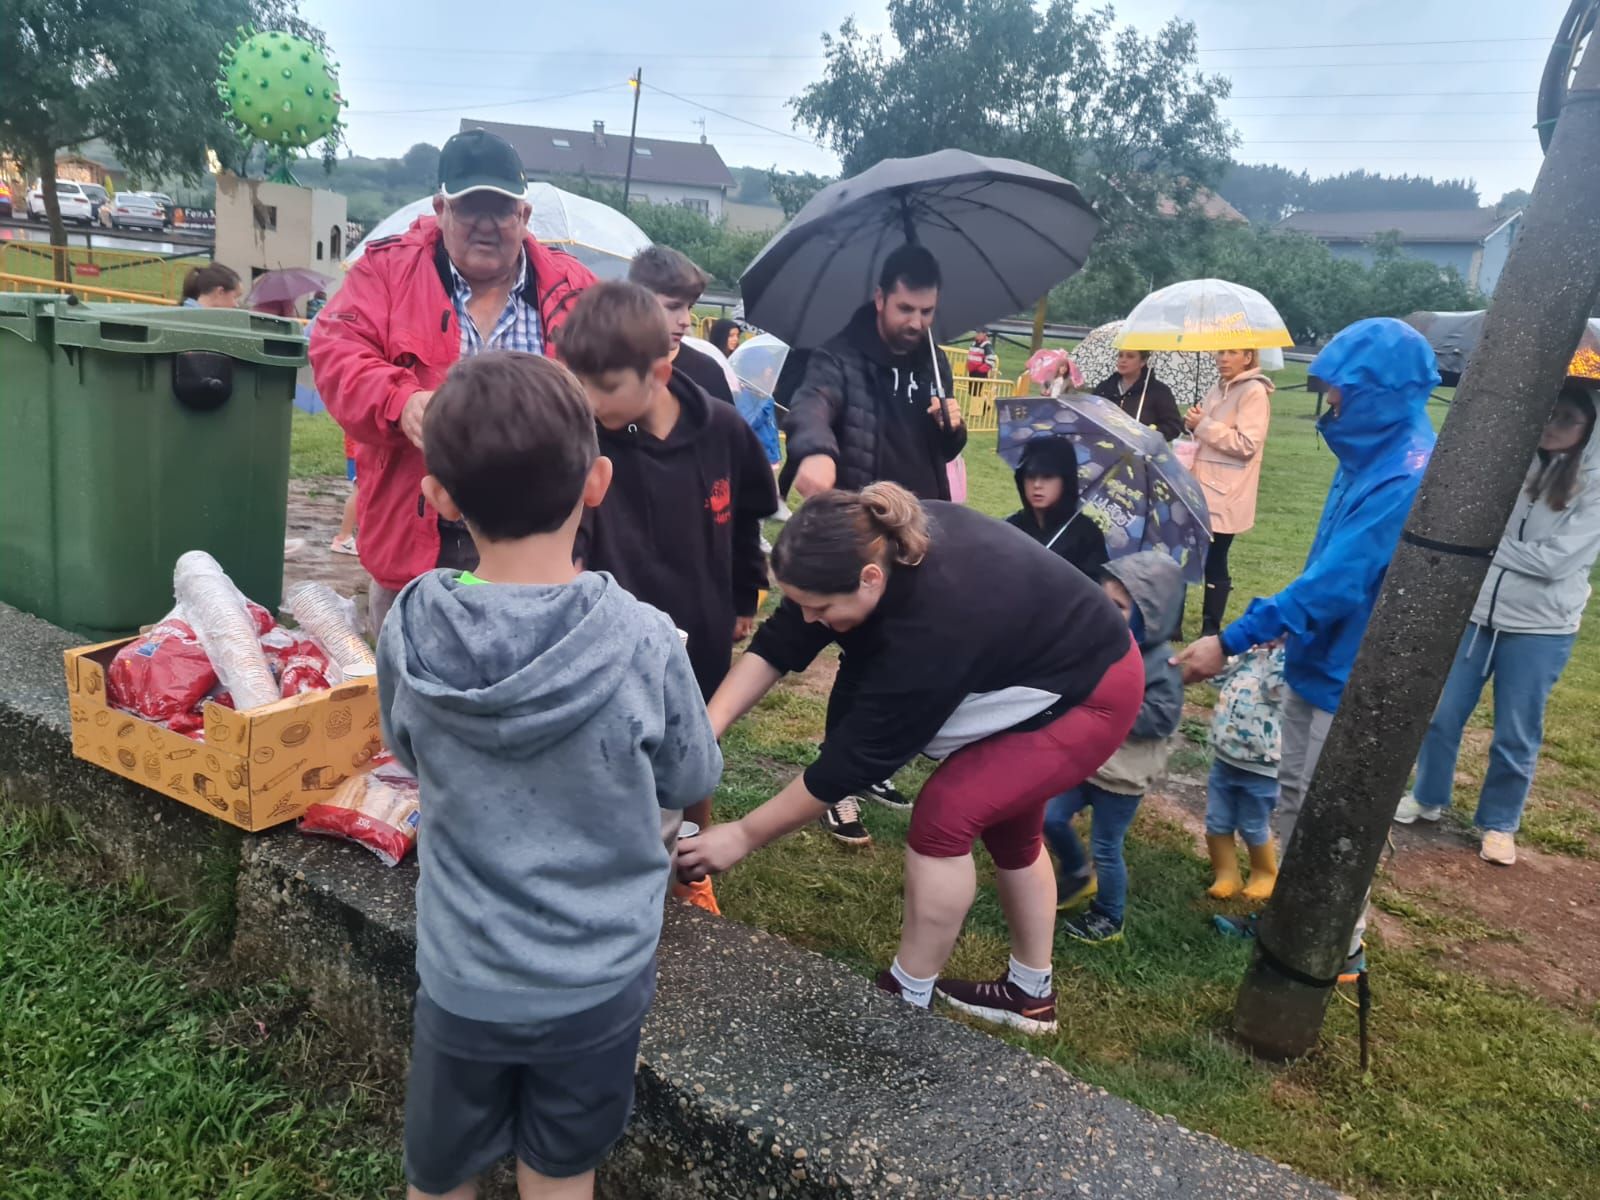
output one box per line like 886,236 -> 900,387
107,371 -> 1600,1198
0,807 -> 399,1199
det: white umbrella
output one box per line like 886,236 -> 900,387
728,333 -> 791,400
346,182 -> 650,279
1070,320 -> 1221,408
680,335 -> 741,397
1116,279 -> 1293,352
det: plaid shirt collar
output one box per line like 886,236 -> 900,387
447,250 -> 543,357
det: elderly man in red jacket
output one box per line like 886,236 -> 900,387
311,128 -> 596,632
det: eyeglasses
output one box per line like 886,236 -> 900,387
445,195 -> 522,228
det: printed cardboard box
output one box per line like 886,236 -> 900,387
64,638 -> 382,831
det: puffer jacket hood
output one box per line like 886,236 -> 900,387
1103,550 -> 1186,650
1471,408 -> 1600,635
1223,318 -> 1438,712
384,569 -> 643,757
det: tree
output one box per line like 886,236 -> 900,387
1496,187 -> 1531,216
795,2 -> 1232,228
766,168 -> 830,218
1302,169 -> 1478,212
1,0 -> 323,269
401,143 -> 441,188
1215,163 -> 1309,224
791,0 -> 1233,329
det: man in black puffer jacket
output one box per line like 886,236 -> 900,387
774,244 -> 969,843
778,244 -> 967,503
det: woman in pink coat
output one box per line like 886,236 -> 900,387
1185,348 -> 1275,635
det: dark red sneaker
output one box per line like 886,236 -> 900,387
873,969 -> 903,997
935,974 -> 1057,1035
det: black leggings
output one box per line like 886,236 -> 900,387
1205,532 -> 1235,590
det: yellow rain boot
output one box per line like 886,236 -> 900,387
1241,840 -> 1278,902
1205,834 -> 1242,899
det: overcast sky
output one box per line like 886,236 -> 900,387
303,0 -> 1566,204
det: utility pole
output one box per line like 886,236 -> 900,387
1030,297 -> 1048,356
1231,28 -> 1600,1060
622,68 -> 642,210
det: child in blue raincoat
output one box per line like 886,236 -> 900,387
1176,317 -> 1439,974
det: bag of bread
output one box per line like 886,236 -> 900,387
298,753 -> 419,866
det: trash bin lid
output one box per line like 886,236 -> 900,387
2,296 -> 307,367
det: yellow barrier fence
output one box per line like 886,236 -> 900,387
0,272 -> 179,305
955,376 -> 1016,432
0,242 -> 202,301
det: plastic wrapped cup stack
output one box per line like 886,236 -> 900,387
285,582 -> 377,678
173,551 -> 279,711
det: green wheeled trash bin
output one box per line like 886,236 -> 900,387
0,296 -> 307,637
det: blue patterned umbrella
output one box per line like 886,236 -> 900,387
998,393 -> 1212,582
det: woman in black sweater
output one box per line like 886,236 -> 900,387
679,484 -> 1143,1034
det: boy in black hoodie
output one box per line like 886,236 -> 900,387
1004,437 -> 1109,580
565,282 -> 777,910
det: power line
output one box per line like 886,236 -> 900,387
1196,35 -> 1549,52
641,82 -> 817,145
350,84 -> 619,117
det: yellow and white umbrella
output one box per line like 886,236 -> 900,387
1116,278 -> 1293,353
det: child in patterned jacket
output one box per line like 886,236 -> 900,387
1203,644 -> 1286,901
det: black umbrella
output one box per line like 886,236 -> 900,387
740,149 -> 1100,348
1404,310 -> 1600,387
1402,310 -> 1487,386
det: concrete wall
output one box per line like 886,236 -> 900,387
214,173 -> 349,284
0,598 -> 1336,1200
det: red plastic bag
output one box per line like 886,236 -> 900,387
166,687 -> 234,739
107,615 -> 218,722
299,754 -> 419,866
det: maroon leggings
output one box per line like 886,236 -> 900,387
907,639 -> 1144,870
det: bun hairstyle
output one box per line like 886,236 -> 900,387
770,482 -> 930,594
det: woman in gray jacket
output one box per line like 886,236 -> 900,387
1396,387 -> 1599,864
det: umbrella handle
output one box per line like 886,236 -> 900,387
927,326 -> 952,432
1135,372 -> 1150,423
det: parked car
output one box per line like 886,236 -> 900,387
26,181 -> 94,225
81,183 -> 109,222
0,182 -> 12,219
100,191 -> 165,232
141,192 -> 175,228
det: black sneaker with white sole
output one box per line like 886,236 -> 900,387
936,974 -> 1058,1035
821,797 -> 872,846
853,779 -> 912,810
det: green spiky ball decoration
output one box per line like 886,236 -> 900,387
218,29 -> 345,180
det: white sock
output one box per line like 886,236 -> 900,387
1007,955 -> 1053,998
889,958 -> 936,1008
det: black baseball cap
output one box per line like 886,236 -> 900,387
438,129 -> 527,201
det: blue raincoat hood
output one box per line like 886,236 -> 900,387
1223,319 -> 1438,711
1312,318 -> 1440,473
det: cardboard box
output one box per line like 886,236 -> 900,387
64,638 -> 382,831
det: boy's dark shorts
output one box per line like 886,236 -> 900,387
404,960 -> 656,1194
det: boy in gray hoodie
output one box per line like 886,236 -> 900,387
1042,551 -> 1185,944
377,351 -> 723,1200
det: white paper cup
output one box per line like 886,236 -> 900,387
678,820 -> 701,840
